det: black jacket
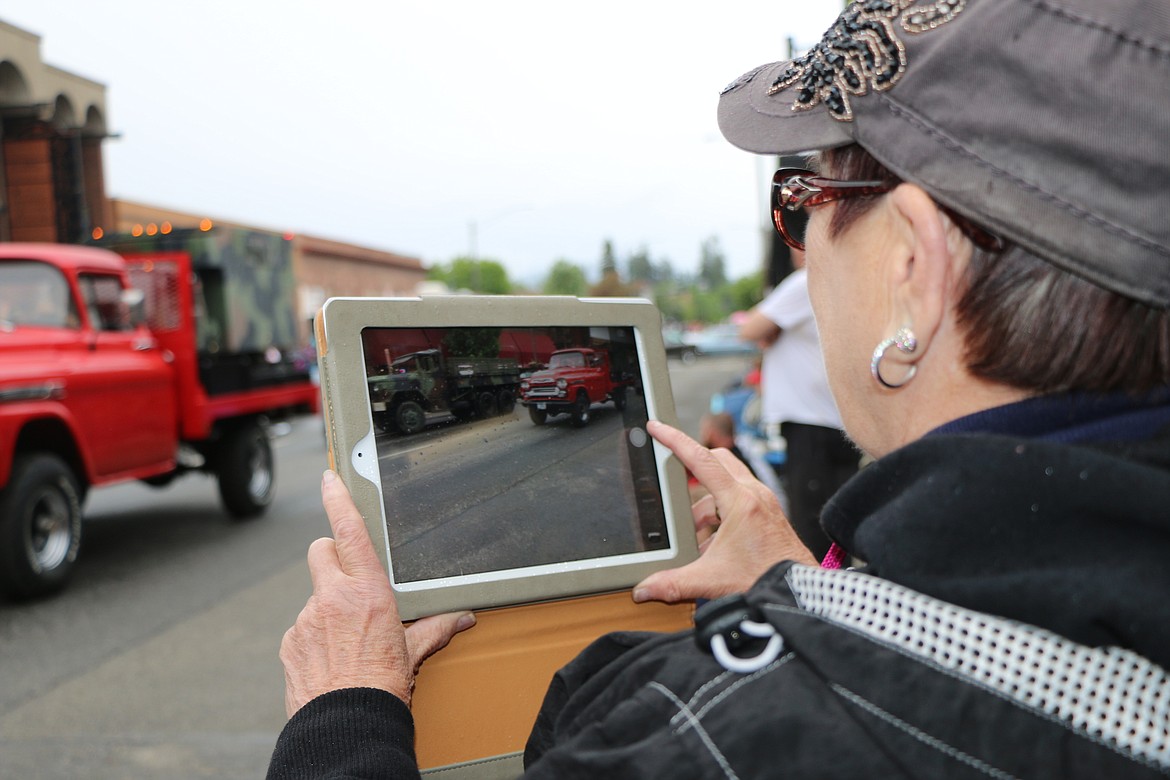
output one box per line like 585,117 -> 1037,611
269,396 -> 1170,778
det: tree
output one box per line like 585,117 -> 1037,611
692,289 -> 729,323
590,268 -> 639,298
627,246 -> 654,283
698,236 -> 727,289
543,260 -> 588,296
600,239 -> 618,277
429,257 -> 512,294
655,258 -> 675,284
653,280 -> 687,324
730,271 -> 765,312
443,327 -> 501,357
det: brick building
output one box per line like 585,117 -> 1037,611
0,20 -> 110,244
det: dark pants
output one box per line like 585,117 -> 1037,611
778,422 -> 860,561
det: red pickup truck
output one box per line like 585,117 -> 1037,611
0,230 -> 318,598
519,347 -> 630,427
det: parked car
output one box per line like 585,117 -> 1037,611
683,324 -> 759,358
662,331 -> 699,364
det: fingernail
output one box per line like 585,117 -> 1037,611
631,587 -> 648,603
322,469 -> 336,484
456,613 -> 477,631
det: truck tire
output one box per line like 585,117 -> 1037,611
476,391 -> 498,419
395,401 -> 427,435
215,423 -> 274,519
375,410 -> 396,434
0,453 -> 82,599
497,389 -> 516,414
570,391 -> 592,428
528,406 -> 548,426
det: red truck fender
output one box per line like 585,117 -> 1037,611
0,398 -> 93,491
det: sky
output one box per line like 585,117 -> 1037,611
1,1 -> 842,287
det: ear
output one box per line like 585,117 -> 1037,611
878,183 -> 965,374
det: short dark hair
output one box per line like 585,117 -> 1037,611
818,145 -> 1170,395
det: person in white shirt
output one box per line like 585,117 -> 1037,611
739,251 -> 859,559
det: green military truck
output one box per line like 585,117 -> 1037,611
367,349 -> 520,435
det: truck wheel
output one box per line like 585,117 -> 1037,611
395,401 -> 427,435
528,406 -> 548,426
216,424 -> 274,519
375,411 -> 395,434
0,454 -> 82,599
497,389 -> 516,414
570,392 -> 592,428
476,391 -> 498,419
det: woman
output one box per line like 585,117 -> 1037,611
271,0 -> 1170,776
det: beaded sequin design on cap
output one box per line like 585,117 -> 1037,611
767,0 -> 966,121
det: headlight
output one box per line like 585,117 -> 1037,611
556,379 -> 567,390
520,381 -> 529,390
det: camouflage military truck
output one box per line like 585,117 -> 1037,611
97,226 -> 305,377
367,349 -> 520,435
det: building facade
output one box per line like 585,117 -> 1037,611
0,20 -> 111,244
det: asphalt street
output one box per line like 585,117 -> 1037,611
376,404 -> 668,583
0,354 -> 753,779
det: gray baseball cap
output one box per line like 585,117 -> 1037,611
718,0 -> 1170,308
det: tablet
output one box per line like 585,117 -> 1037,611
314,295 -> 698,620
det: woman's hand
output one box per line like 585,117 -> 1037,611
632,421 -> 816,604
279,470 -> 476,717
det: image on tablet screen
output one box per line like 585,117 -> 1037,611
359,324 -> 670,585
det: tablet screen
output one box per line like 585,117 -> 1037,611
358,324 -> 672,587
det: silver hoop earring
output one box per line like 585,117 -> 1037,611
871,327 -> 918,389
